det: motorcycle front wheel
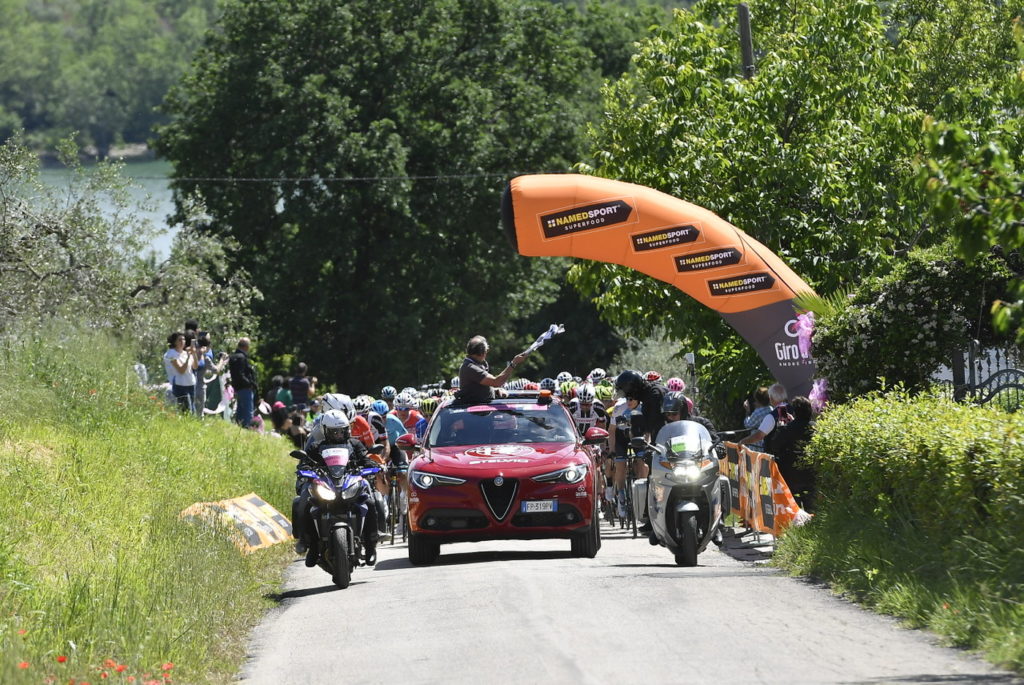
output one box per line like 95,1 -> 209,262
331,528 -> 352,589
674,512 -> 698,567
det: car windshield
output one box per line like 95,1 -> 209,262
427,403 -> 576,447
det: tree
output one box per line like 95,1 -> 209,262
0,134 -> 258,365
157,0 -> 645,392
570,0 -> 1024,410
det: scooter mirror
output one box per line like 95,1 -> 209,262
290,449 -> 307,460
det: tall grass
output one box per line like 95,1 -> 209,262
0,323 -> 295,684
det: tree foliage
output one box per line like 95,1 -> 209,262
809,242 -> 1012,400
0,134 -> 257,365
157,0 -> 658,392
571,0 -> 1024,412
0,0 -> 220,156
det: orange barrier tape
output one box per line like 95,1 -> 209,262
180,492 -> 292,554
721,442 -> 804,537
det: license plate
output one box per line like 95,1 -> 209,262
520,500 -> 558,513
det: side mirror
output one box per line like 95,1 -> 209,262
290,449 -> 307,460
396,433 -> 418,451
369,444 -> 385,456
583,426 -> 609,445
630,436 -> 647,451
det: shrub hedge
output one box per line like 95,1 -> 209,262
775,390 -> 1024,670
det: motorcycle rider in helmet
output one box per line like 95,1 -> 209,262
293,410 -> 382,567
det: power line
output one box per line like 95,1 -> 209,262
129,170 -> 563,183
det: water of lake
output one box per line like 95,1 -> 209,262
38,159 -> 177,258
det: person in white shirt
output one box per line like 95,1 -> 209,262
163,331 -> 197,413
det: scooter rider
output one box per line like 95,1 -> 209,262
293,410 -> 381,566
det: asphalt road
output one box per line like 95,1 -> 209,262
240,522 -> 1020,685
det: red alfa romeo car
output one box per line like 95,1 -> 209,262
401,392 -> 607,565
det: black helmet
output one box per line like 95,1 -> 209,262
661,391 -> 689,417
615,369 -> 645,398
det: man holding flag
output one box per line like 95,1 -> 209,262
456,325 -> 564,404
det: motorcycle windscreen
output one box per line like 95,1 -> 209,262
502,174 -> 817,396
321,447 -> 351,479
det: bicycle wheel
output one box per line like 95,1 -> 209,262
626,473 -> 638,539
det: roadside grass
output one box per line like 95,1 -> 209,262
773,392 -> 1024,673
0,324 -> 296,684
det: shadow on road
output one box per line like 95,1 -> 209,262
375,548 -> 572,572
846,674 -> 1023,684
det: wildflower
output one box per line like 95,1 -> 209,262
18,661 -> 30,668
101,673 -> 109,679
161,663 -> 174,671
104,659 -> 117,668
127,678 -> 136,683
57,655 -> 69,663
18,629 -> 27,635
89,389 -> 97,395
116,664 -> 127,673
943,602 -> 950,609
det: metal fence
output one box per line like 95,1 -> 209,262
949,343 -> 1024,412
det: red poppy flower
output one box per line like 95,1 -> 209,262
115,665 -> 126,673
57,655 -> 68,663
17,629 -> 27,635
103,659 -> 117,668
18,661 -> 30,668
161,663 -> 174,671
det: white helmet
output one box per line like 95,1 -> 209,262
394,392 -> 418,411
577,383 -> 596,404
322,393 -> 355,420
451,376 -> 460,389
321,410 -> 351,443
353,394 -> 373,414
588,368 -> 606,382
556,371 -> 572,384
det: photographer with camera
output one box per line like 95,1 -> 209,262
163,331 -> 198,414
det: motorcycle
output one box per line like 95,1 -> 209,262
291,444 -> 385,589
632,421 -> 731,566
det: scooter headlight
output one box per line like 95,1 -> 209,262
672,460 -> 701,482
314,481 -> 337,502
341,479 -> 363,500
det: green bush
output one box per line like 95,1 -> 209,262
775,390 -> 1024,670
812,243 -> 1011,401
0,323 -> 295,684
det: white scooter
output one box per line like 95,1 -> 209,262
632,420 -> 731,566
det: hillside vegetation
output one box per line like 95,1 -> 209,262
0,325 -> 296,684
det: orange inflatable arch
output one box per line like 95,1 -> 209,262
501,174 -> 816,397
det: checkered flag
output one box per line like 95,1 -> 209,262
524,323 -> 565,354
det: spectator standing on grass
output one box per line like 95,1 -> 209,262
163,332 -> 197,413
192,330 -> 218,419
289,362 -> 315,411
265,375 -> 285,406
229,337 -> 258,428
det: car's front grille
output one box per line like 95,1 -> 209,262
479,478 -> 518,521
418,508 -> 489,531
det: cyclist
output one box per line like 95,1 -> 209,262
293,410 -> 380,566
569,383 -> 608,435
385,391 -> 424,498
415,396 -> 439,441
539,377 -> 557,393
615,369 -> 669,532
587,367 -> 607,384
380,385 -> 398,412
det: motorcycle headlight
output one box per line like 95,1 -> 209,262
672,460 -> 701,482
411,471 -> 467,490
314,481 -> 337,501
341,479 -> 363,500
532,463 -> 589,484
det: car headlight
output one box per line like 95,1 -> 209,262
672,460 -> 701,482
411,471 -> 467,490
341,479 -> 363,500
532,463 -> 589,484
314,481 -> 337,501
